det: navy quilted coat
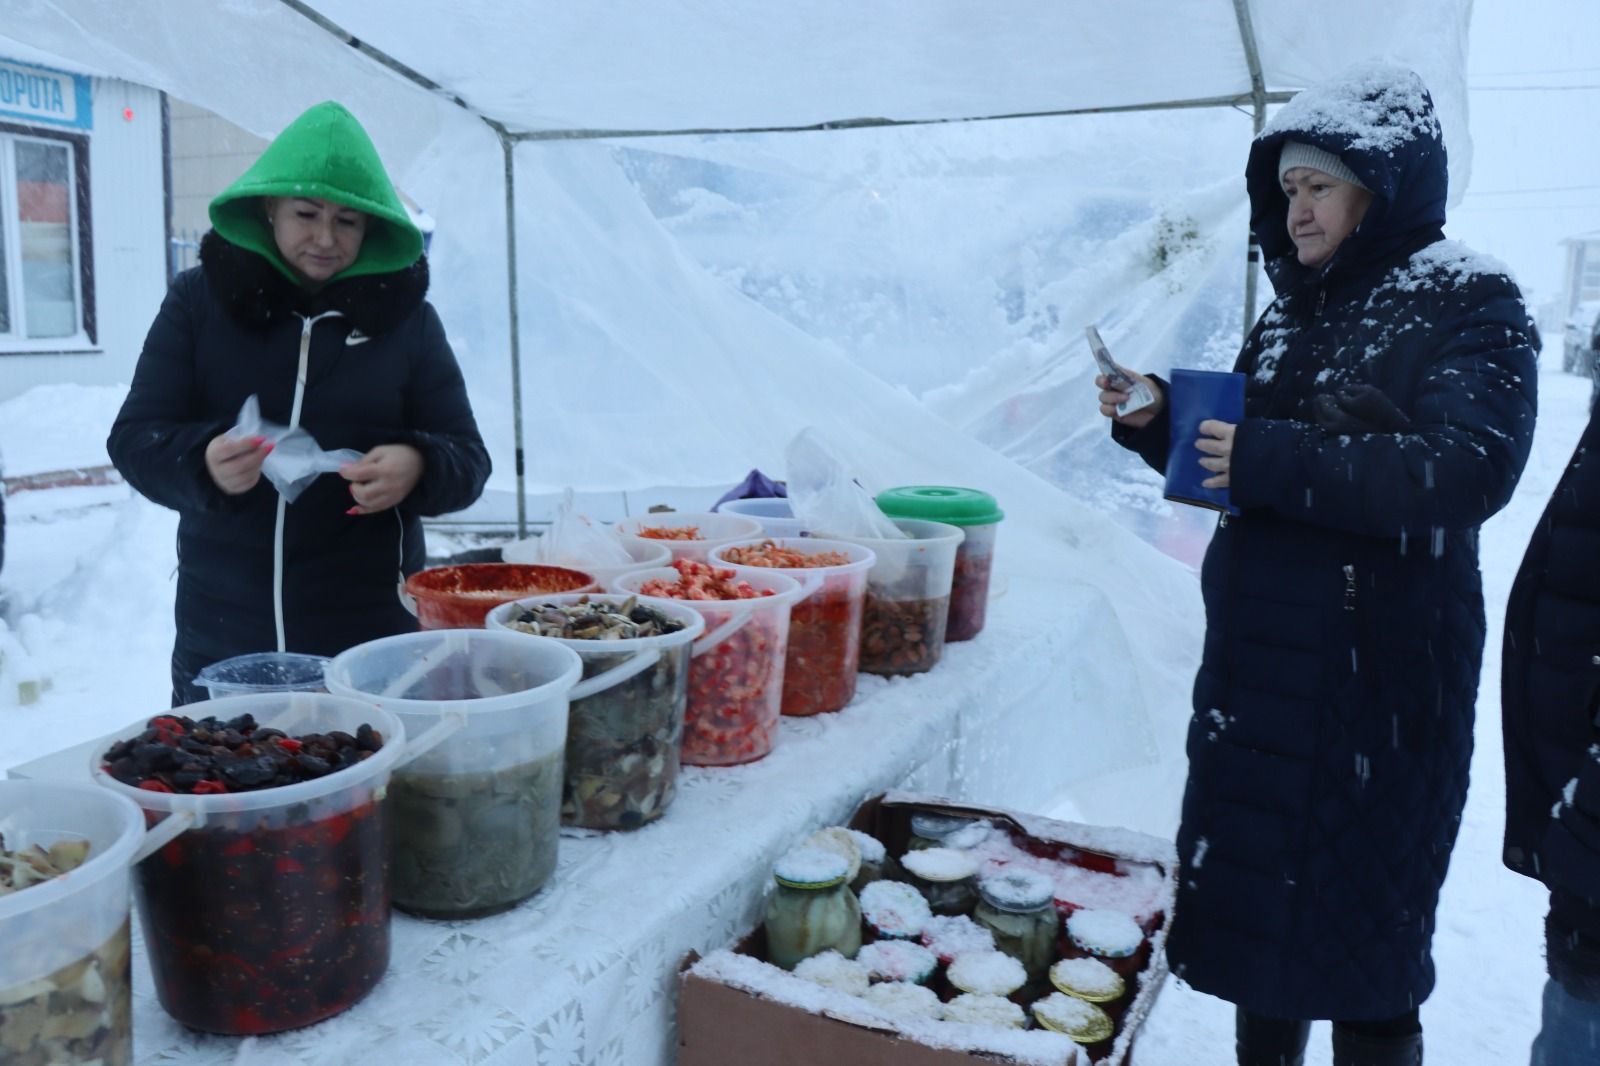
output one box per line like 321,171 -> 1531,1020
1116,68 -> 1537,1019
1502,395 -> 1600,985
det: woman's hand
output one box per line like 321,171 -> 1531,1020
205,434 -> 272,495
1196,420 -> 1236,489
341,444 -> 424,515
1096,373 -> 1165,430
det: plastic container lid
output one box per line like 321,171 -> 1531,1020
876,486 -> 1004,527
196,652 -> 330,694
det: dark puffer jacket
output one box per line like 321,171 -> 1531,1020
108,233 -> 491,704
1116,66 -> 1537,1020
1503,400 -> 1600,1000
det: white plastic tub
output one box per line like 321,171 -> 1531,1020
327,629 -> 583,917
826,518 -> 964,676
613,511 -> 763,564
0,780 -> 146,1065
502,533 -> 673,587
92,694 -> 409,1035
717,497 -> 809,538
487,592 -> 707,829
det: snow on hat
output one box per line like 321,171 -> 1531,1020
1278,140 -> 1368,190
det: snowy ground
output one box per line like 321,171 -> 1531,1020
0,361 -> 1586,1063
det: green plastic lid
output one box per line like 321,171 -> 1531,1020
876,486 -> 1003,527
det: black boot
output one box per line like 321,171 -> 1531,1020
1331,1025 -> 1423,1066
1236,1007 -> 1311,1066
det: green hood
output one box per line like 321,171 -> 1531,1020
209,101 -> 422,284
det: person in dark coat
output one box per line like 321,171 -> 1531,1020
108,101 -> 490,706
1502,395 -> 1600,1060
1098,65 -> 1537,1065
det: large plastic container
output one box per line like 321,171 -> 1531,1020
613,511 -> 763,564
92,693 -> 409,1035
876,486 -> 1004,642
501,533 -> 672,588
610,566 -> 804,765
195,651 -> 331,698
487,593 -> 707,829
709,538 -> 876,716
402,563 -> 597,629
825,518 -> 964,676
0,780 -> 146,1066
326,629 -> 582,918
717,497 -> 809,539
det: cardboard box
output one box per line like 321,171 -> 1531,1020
679,791 -> 1177,1066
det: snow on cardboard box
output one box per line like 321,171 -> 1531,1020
678,791 -> 1178,1066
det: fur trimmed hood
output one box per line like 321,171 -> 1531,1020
199,228 -> 429,335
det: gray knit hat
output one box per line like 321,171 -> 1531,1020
1278,140 -> 1368,190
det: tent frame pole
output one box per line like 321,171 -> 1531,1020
1233,0 -> 1271,339
489,122 -> 529,539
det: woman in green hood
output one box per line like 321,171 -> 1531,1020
109,101 -> 491,705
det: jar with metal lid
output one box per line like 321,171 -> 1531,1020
973,868 -> 1058,981
846,829 -> 887,892
763,848 -> 862,970
1062,908 -> 1146,981
899,847 -> 979,916
1032,991 -> 1114,1048
905,812 -> 977,852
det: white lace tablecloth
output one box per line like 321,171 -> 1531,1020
130,577 -> 1152,1065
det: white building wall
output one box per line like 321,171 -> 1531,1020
0,74 -> 165,402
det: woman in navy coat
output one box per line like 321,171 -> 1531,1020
1101,66 -> 1537,1065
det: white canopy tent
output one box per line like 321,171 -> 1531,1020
5,0 -> 1472,528
2,1 -> 1475,825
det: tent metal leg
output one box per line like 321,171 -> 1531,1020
495,126 -> 528,538
1233,0 -> 1271,338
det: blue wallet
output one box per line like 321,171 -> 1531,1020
1164,368 -> 1246,515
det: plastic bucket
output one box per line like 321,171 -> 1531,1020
326,629 -> 581,918
487,593 -> 707,829
717,497 -> 809,539
0,780 -> 148,1065
610,566 -> 804,765
401,563 -> 597,629
613,511 -> 763,564
91,693 -> 411,1035
501,534 -> 673,588
709,538 -> 876,716
195,651 -> 330,698
824,518 -> 964,676
875,486 -> 1004,643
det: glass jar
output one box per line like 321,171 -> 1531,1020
763,849 -> 861,970
943,992 -> 1027,1029
973,869 -> 1059,981
846,829 -> 887,893
946,949 -> 1028,999
900,846 -> 979,916
859,879 -> 932,941
1064,908 -> 1146,981
905,812 -> 977,852
857,940 -> 938,985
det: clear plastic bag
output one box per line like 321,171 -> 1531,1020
230,395 -> 363,504
784,429 -> 905,540
529,489 -> 633,567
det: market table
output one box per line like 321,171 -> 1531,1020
122,576 -> 1152,1065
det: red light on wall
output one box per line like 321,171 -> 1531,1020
122,106 -> 134,121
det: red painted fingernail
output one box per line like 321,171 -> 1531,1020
345,506 -> 360,516
260,442 -> 274,453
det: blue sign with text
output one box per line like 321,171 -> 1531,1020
0,57 -> 92,131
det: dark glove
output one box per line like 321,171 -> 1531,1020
1313,384 -> 1412,434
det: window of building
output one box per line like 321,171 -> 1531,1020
0,124 -> 93,347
